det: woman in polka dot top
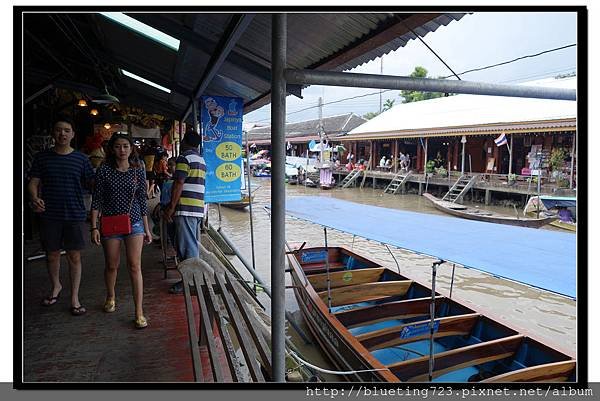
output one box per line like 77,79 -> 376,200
90,132 -> 152,329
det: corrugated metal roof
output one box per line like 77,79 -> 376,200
247,112 -> 366,141
23,11 -> 466,120
342,77 -> 577,140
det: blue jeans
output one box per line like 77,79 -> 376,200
174,216 -> 202,261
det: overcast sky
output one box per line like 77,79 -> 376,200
244,11 -> 577,126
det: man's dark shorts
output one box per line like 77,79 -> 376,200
40,218 -> 86,252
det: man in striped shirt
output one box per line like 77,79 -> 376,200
164,130 -> 206,294
28,118 -> 94,315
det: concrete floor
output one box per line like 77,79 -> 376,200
22,227 -> 196,382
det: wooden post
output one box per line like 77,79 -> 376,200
369,140 -> 374,169
393,139 -> 398,173
423,138 -> 428,173
485,189 -> 491,205
508,134 -> 514,175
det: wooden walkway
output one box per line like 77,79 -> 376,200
23,234 -> 197,382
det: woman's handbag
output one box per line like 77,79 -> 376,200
100,171 -> 138,237
100,214 -> 132,237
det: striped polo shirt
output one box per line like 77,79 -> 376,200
173,149 -> 206,218
28,148 -> 95,221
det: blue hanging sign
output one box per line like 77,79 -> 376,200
399,321 -> 440,339
200,95 -> 243,203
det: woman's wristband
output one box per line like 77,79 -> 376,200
90,227 -> 99,232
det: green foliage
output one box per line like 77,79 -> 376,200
383,99 -> 395,111
426,160 -> 436,173
400,66 -> 449,103
549,148 -> 567,171
363,111 -> 380,120
434,167 -> 447,176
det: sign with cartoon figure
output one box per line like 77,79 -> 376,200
200,95 -> 243,202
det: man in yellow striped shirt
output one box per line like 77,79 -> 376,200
164,130 -> 206,294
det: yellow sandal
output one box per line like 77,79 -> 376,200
135,316 -> 148,329
103,298 -> 116,313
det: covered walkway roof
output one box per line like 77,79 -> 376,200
341,77 -> 577,140
23,11 -> 465,121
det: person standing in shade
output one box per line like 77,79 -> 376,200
164,130 -> 206,294
28,117 -> 94,316
90,132 -> 152,329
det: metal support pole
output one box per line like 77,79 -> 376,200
449,263 -> 456,299
324,228 -> 332,313
192,99 -> 199,133
285,69 -> 576,101
429,259 -> 444,382
217,226 -> 312,345
271,13 -> 287,382
245,131 -> 258,294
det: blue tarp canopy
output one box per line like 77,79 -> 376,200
539,196 -> 577,209
285,196 -> 576,298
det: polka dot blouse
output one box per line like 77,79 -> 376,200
91,164 -> 148,223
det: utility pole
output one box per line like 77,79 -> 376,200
318,96 -> 324,163
379,57 -> 383,113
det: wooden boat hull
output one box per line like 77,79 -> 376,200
423,193 -> 555,228
287,245 -> 576,382
221,194 -> 253,210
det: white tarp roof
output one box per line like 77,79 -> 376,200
346,77 -> 576,136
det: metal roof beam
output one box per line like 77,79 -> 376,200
129,14 -> 271,83
285,69 -> 576,101
180,13 -> 255,121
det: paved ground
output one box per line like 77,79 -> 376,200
22,210 -> 196,382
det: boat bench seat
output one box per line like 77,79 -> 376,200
302,261 -> 346,275
178,264 -> 272,382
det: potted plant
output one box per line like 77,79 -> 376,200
507,173 -> 517,185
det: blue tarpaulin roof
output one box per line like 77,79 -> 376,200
285,196 -> 576,298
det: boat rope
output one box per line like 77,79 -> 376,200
287,350 -> 388,375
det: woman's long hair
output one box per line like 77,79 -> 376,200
105,132 -> 141,169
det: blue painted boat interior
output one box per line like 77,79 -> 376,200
298,247 -> 573,382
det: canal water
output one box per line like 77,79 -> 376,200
206,178 -> 576,378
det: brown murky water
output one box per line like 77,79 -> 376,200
206,178 -> 576,378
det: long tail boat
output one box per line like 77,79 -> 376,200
423,193 -> 555,229
287,245 -> 576,382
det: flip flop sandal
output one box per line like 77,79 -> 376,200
41,292 -> 61,307
71,305 -> 87,316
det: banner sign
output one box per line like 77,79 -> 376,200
200,95 -> 243,203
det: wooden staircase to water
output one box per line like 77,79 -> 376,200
384,170 -> 413,194
442,174 -> 479,203
339,169 -> 361,188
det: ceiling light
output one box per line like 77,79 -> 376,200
120,69 -> 171,93
90,109 -> 99,116
100,12 -> 180,51
92,87 -> 120,104
77,99 -> 88,107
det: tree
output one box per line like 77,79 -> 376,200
400,66 -> 447,103
363,111 -> 380,120
383,98 -> 395,111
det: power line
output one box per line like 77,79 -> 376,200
440,44 -> 576,79
246,45 -> 577,124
